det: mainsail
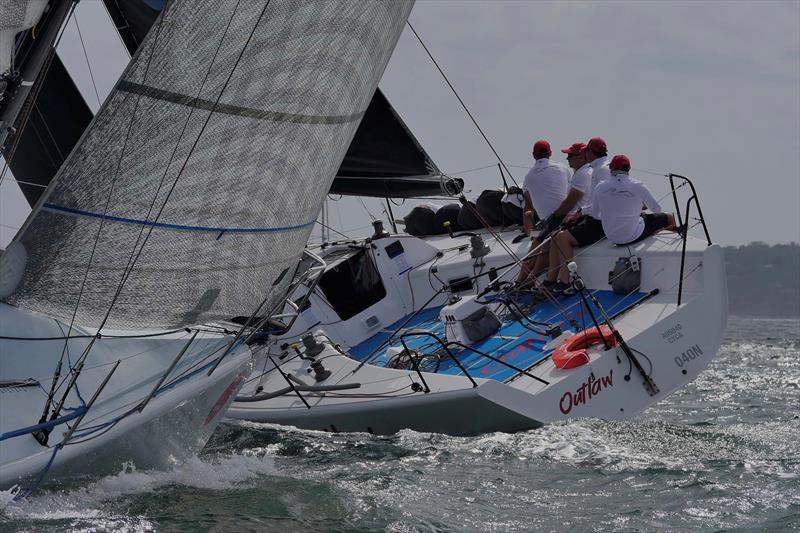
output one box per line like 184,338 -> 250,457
4,0 -> 414,329
4,0 -> 457,202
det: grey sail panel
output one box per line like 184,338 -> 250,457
5,0 -> 414,329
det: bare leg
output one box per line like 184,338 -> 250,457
553,231 -> 579,283
516,239 -> 540,285
547,233 -> 562,282
532,240 -> 550,276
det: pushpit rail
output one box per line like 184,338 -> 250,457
667,173 -> 712,306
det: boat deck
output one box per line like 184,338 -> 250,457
348,289 -> 649,382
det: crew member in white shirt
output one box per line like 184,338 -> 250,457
519,142 -> 592,283
591,154 -> 676,245
546,137 -> 610,293
557,142 -> 592,220
517,139 -> 569,284
521,140 -> 569,235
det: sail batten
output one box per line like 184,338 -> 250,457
117,80 -> 367,125
5,0 -> 414,329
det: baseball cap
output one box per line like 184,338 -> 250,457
532,140 -> 551,158
586,137 -> 607,154
609,154 -> 631,172
561,142 -> 587,155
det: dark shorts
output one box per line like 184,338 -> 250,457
624,213 -> 671,244
535,215 -> 563,241
568,216 -> 605,247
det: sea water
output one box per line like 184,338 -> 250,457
2,317 -> 798,532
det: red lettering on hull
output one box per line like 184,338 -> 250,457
559,370 -> 613,415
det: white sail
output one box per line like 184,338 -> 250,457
4,0 -> 414,329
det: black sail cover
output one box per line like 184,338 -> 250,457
5,0 -> 461,205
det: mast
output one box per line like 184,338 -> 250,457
0,0 -> 74,151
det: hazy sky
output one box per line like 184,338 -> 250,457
379,0 -> 800,246
1,0 -> 798,247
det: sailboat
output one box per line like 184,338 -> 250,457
215,25 -> 728,433
0,0 -> 415,490
227,185 -> 728,435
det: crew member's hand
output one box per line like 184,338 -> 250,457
534,215 -> 550,231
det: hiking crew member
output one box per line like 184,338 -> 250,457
556,142 -> 592,220
546,137 -> 610,294
592,154 -> 676,244
522,140 -> 569,237
519,142 -> 592,283
518,140 -> 569,284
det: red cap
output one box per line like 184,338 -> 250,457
561,142 -> 587,155
532,140 -> 551,158
610,154 -> 631,172
586,137 -> 607,154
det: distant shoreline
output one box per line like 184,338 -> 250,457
729,313 -> 800,323
724,243 -> 800,318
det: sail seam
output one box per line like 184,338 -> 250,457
117,80 -> 366,125
42,203 -> 314,233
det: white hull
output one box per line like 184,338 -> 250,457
0,304 -> 252,490
228,232 -> 728,436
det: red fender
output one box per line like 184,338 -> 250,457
551,325 -> 617,369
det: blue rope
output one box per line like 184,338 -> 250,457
0,406 -> 87,442
13,447 -> 59,500
68,417 -> 121,441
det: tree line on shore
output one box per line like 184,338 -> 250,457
724,242 -> 799,317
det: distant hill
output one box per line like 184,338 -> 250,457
724,242 -> 800,317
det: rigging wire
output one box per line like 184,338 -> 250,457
314,220 -> 352,241
406,20 -> 518,187
94,0 -> 254,336
73,12 -> 102,108
41,7 -> 171,434
450,163 -> 498,176
358,196 -> 378,221
31,103 -> 67,164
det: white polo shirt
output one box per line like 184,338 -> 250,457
569,162 -> 593,214
591,172 -> 663,244
582,155 -> 610,218
522,158 -> 569,219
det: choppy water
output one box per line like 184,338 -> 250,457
2,317 -> 798,532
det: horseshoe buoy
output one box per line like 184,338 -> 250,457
551,325 -> 618,369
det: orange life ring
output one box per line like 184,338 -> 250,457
551,325 -> 618,369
